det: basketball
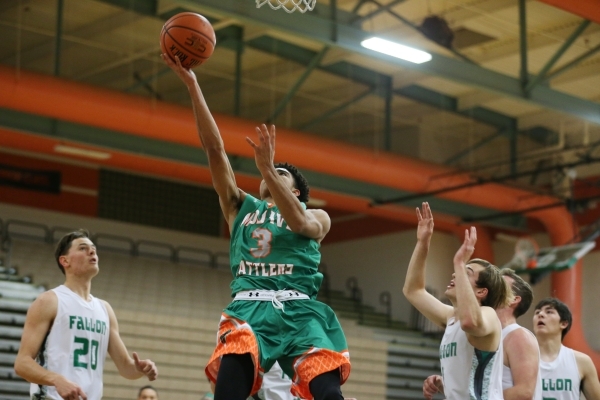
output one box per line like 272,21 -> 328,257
160,12 -> 216,69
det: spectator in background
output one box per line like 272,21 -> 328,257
138,385 -> 158,400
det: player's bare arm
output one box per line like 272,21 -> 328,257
15,291 -> 88,400
162,54 -> 244,226
247,124 -> 330,241
453,227 -> 500,350
402,203 -> 453,327
575,350 -> 600,400
502,329 -> 540,400
103,301 -> 158,381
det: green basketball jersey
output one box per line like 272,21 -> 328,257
229,194 -> 323,298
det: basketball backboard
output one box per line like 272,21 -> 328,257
512,241 -> 595,284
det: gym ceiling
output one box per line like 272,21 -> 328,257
1,0 -> 600,237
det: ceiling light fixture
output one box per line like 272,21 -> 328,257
361,37 -> 432,64
54,145 -> 111,160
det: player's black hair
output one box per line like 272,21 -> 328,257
534,297 -> 572,341
274,162 -> 310,203
138,385 -> 158,398
54,229 -> 91,275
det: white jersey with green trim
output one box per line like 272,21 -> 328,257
30,285 -> 110,400
255,362 -> 302,400
501,323 -> 543,399
440,317 -> 504,400
540,345 -> 580,400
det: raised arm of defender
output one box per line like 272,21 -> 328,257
163,55 -> 243,227
247,124 -> 330,242
453,228 -> 500,340
403,203 -> 453,327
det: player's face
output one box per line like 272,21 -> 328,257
61,238 -> 99,277
259,168 -> 300,200
533,305 -> 567,337
138,388 -> 158,400
445,263 -> 483,300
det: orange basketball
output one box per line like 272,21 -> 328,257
160,12 -> 216,69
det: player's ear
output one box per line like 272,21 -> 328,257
292,188 -> 300,198
476,287 -> 488,300
559,320 -> 569,330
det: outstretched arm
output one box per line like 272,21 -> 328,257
15,291 -> 88,400
402,203 -> 453,327
247,124 -> 330,241
163,54 -> 244,227
453,228 -> 499,343
104,301 -> 158,381
576,351 -> 600,400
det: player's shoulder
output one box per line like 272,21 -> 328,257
503,325 -> 538,350
572,348 -> 595,370
306,208 -> 330,220
27,289 -> 58,319
35,289 -> 58,305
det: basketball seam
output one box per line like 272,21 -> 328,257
166,25 -> 216,45
164,30 -> 211,60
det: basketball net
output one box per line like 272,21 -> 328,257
256,0 -> 317,13
505,237 -> 539,270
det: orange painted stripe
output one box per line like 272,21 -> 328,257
539,0 -> 600,24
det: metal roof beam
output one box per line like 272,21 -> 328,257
525,19 -> 590,92
189,0 -> 600,125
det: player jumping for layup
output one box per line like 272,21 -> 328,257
163,55 -> 350,400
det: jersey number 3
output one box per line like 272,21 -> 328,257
250,228 -> 272,258
73,336 -> 99,370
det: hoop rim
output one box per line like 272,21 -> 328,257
256,0 -> 317,13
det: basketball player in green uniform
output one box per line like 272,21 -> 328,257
163,55 -> 350,400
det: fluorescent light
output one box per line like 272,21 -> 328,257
361,37 -> 432,64
54,145 -> 111,160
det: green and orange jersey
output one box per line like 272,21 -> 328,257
229,194 -> 323,298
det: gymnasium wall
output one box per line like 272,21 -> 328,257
320,229 -> 459,322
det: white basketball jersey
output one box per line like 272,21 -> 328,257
440,317 -> 504,400
501,324 -> 543,399
256,362 -> 301,400
540,345 -> 580,400
30,285 -> 110,400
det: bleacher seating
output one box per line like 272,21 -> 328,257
0,266 -> 33,400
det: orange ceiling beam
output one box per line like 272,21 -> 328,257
0,65 -> 560,215
538,0 -> 600,24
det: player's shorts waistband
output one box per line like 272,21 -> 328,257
234,290 -> 309,311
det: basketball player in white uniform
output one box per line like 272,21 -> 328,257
14,230 -> 158,400
497,269 -> 542,400
424,268 -> 543,400
404,203 -> 510,400
533,298 -> 600,400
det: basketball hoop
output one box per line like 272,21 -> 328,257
504,237 -> 539,270
256,0 -> 317,13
